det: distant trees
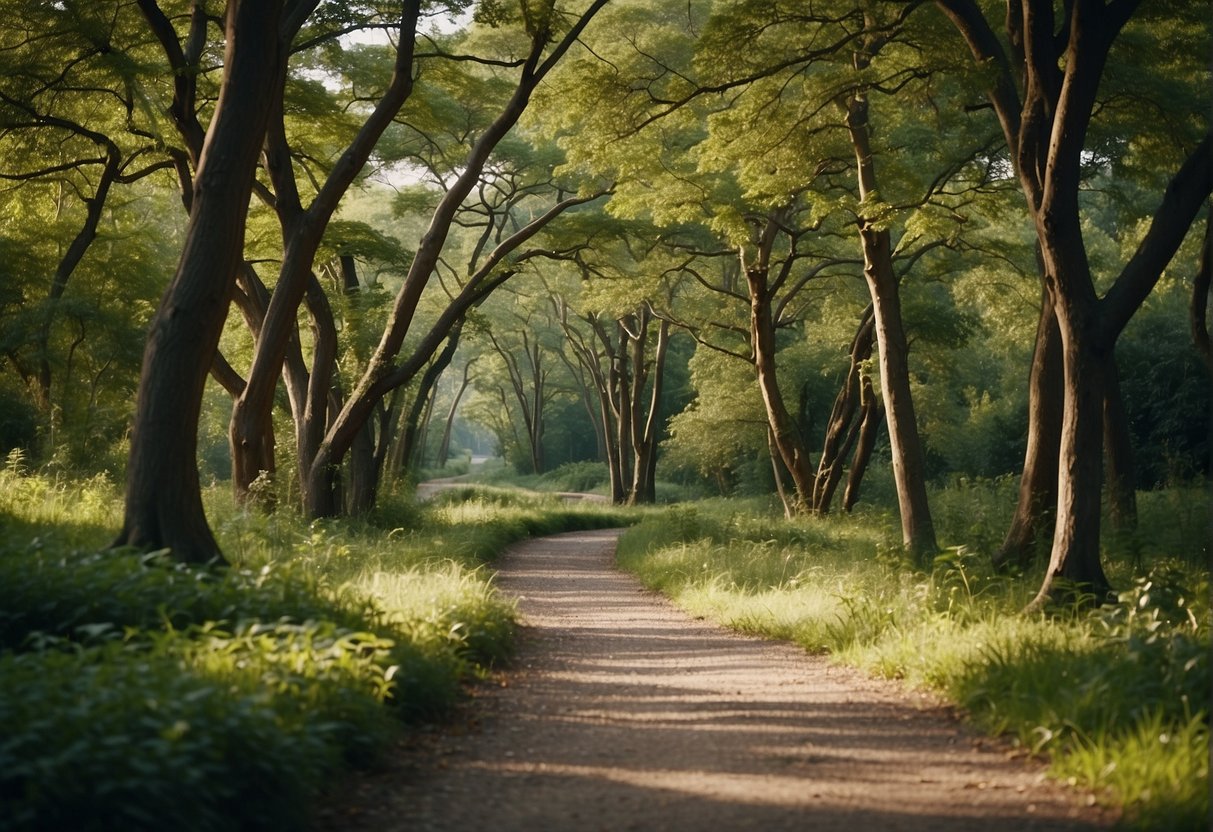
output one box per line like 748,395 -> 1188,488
534,0 -> 1007,556
0,1 -> 179,463
298,1 -> 610,518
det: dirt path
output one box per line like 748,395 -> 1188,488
322,529 -> 1115,831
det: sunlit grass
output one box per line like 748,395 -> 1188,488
617,489 -> 1211,831
0,450 -> 118,548
354,563 -> 517,669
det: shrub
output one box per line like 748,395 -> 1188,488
0,625 -> 396,832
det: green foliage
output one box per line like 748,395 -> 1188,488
617,492 -> 1210,830
0,466 -> 636,831
954,570 -> 1209,830
0,637 -> 366,832
476,459 -> 610,493
1115,277 -> 1212,485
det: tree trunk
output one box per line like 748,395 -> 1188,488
1030,290 -> 1113,607
601,381 -> 625,503
1103,355 -> 1138,533
36,142 -> 122,413
746,261 -> 815,511
845,88 -> 937,562
614,324 -> 634,492
842,390 -> 882,513
116,0 -> 282,564
768,427 -> 795,519
397,327 -> 463,479
994,289 -> 1062,571
529,342 -> 546,475
413,387 -> 438,470
345,418 -> 377,516
864,250 -> 938,561
437,362 -> 474,468
813,306 -> 875,514
630,315 -> 668,504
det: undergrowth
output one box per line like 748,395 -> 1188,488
0,459 -> 631,831
617,488 -> 1211,831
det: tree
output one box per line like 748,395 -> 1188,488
228,2 -> 423,508
303,0 -> 611,517
936,0 -> 1211,605
556,286 -> 671,503
0,1 -> 179,455
116,0 -> 284,563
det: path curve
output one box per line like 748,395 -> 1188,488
323,529 -> 1114,831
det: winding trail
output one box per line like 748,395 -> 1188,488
322,529 -> 1115,831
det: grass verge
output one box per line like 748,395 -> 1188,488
616,493 -> 1210,831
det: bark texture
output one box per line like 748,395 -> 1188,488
994,291 -> 1062,572
116,0 -> 282,563
845,83 -> 938,561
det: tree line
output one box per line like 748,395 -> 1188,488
0,0 -> 1208,607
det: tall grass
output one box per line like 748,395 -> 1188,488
617,487 -> 1210,831
0,459 -> 632,831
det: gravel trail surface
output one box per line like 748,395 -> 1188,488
322,528 -> 1114,831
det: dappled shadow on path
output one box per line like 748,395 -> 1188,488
324,529 -> 1112,832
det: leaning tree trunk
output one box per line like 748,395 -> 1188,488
396,326 -> 463,480
768,428 -> 795,519
746,262 -> 816,511
994,288 -> 1062,572
842,389 -> 882,513
812,306 -> 875,514
116,0 -> 282,564
437,362 -> 473,468
36,141 -> 122,413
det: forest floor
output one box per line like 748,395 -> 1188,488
318,528 -> 1118,832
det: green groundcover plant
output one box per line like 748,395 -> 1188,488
0,463 -> 628,832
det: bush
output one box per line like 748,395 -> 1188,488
0,547 -> 377,653
0,624 -> 396,832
